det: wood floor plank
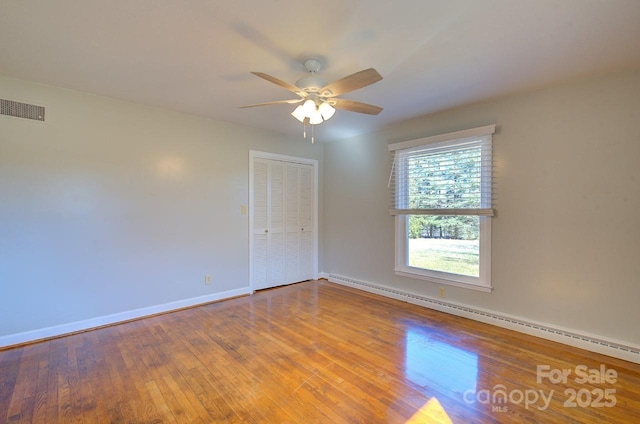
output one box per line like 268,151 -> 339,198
2,280 -> 640,423
5,344 -> 42,422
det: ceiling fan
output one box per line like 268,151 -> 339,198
240,59 -> 383,141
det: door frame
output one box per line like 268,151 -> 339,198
249,150 -> 319,293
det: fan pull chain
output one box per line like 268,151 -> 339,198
300,119 -> 316,144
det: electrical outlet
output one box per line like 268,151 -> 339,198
240,205 -> 247,215
205,275 -> 212,285
439,287 -> 446,298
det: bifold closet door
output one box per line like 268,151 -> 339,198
285,163 -> 314,284
252,159 -> 284,290
298,163 -> 314,281
252,158 -> 314,291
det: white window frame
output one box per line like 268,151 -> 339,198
389,125 -> 495,292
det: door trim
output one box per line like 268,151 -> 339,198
249,150 -> 319,293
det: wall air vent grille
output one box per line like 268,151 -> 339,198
1,99 -> 45,121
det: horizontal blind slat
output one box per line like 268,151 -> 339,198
389,208 -> 494,216
389,132 -> 493,215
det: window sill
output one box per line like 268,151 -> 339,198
394,269 -> 493,293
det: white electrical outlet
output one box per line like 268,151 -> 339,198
205,275 -> 212,285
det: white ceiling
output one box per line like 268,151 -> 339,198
1,0 -> 639,141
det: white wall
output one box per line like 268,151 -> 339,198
323,69 -> 640,345
3,69 -> 639,350
0,75 -> 323,339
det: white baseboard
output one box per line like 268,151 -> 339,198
327,273 -> 640,364
0,287 -> 250,349
316,272 -> 330,280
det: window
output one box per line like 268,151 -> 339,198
389,125 -> 495,292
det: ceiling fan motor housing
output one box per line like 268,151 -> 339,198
295,76 -> 327,93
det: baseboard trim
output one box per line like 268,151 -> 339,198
0,287 -> 250,349
327,273 -> 640,364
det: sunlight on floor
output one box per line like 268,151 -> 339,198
404,328 -> 478,395
405,397 -> 453,424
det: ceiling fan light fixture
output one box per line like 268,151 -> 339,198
302,99 -> 317,115
243,60 -> 383,142
309,110 -> 323,125
291,105 -> 306,122
318,102 -> 335,120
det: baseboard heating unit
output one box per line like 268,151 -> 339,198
326,273 -> 640,364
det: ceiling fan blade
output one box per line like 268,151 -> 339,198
251,72 -> 305,96
331,98 -> 383,115
239,99 -> 302,109
320,68 -> 382,97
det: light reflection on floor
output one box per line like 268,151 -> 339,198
404,397 -> 454,424
404,327 -> 479,396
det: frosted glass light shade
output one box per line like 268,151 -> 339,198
291,105 -> 306,122
309,109 -> 323,125
302,99 -> 317,115
318,102 -> 335,120
291,99 -> 335,126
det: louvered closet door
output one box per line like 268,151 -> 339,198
252,160 -> 269,289
252,159 -> 285,291
285,164 -> 301,283
298,164 -> 314,281
268,162 -> 286,286
252,157 -> 315,291
284,162 -> 315,283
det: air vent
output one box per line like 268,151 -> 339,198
1,99 -> 45,121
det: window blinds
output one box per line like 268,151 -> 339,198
388,125 -> 495,216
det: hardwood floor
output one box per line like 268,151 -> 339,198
1,280 -> 639,423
